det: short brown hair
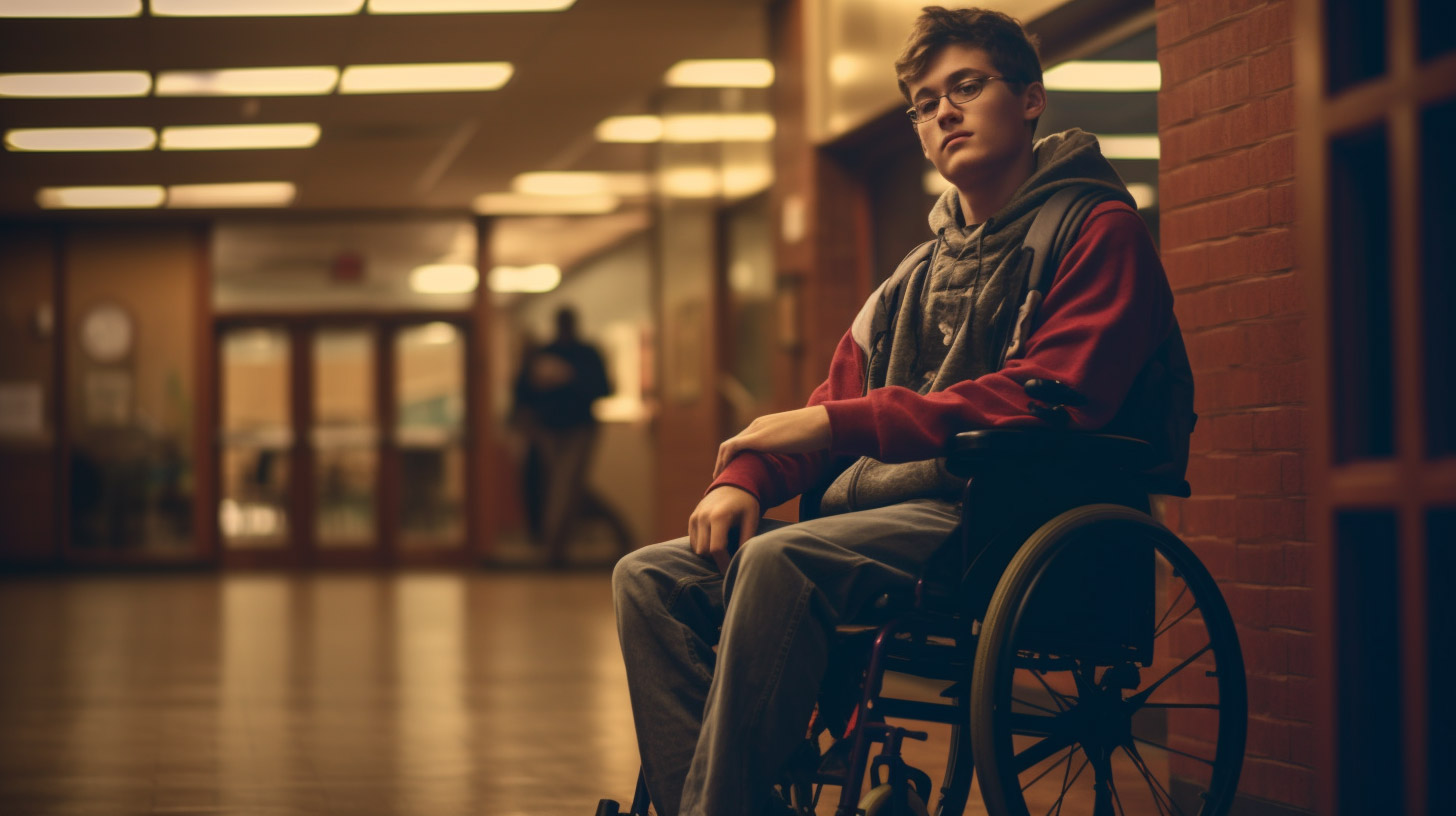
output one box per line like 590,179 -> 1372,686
894,6 -> 1043,102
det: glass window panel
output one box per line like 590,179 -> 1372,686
1335,510 -> 1403,815
1328,127 -> 1394,461
396,323 -> 465,547
396,322 -> 465,441
313,327 -> 377,548
1421,100 -> 1456,457
1418,0 -> 1455,61
1430,509 -> 1455,816
1325,0 -> 1386,93
220,327 -> 291,548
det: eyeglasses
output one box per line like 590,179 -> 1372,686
906,76 -> 1008,124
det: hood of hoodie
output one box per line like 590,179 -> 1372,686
817,128 -> 1133,516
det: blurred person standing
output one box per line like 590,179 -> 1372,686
512,306 -> 616,567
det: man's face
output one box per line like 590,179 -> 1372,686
908,43 -> 1045,189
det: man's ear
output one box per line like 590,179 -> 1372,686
1023,81 -> 1047,122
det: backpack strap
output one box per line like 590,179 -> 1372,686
998,184 -> 1132,366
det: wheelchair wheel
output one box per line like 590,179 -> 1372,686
859,784 -> 930,816
969,504 -> 1246,816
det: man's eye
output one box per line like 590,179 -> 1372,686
916,100 -> 940,117
954,79 -> 984,97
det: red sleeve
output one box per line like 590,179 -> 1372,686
706,330 -> 868,509
822,201 -> 1173,463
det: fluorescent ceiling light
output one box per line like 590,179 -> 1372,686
340,62 -> 513,94
1126,183 -> 1157,210
156,67 -> 339,97
151,0 -> 363,16
37,185 -> 165,209
0,71 -> 151,98
663,114 -> 775,142
659,168 -> 718,199
1044,60 -> 1161,92
410,265 -> 480,294
6,127 -> 156,152
487,264 -> 559,294
0,0 -> 139,16
473,192 -> 618,215
595,114 -> 776,144
665,59 -> 774,88
512,171 -> 649,197
1098,134 -> 1160,160
167,182 -> 297,208
161,123 -> 321,150
595,115 -> 663,143
368,0 -> 575,12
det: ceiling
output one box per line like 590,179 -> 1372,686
0,0 -> 771,225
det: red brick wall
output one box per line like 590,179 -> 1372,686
1156,0 -> 1314,810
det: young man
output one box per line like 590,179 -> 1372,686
613,7 -> 1190,815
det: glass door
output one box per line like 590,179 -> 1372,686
217,318 -> 470,565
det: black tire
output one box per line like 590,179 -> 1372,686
969,504 -> 1246,816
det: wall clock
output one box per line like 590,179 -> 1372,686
80,302 -> 135,364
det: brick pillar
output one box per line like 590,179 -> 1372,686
1156,0 -> 1314,810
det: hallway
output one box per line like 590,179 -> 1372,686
0,571 -> 641,816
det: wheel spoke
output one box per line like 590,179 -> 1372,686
1019,743 -> 1078,793
1153,583 -> 1189,634
1123,742 -> 1188,816
1132,735 -> 1217,767
1013,694 -> 1062,716
1029,668 -> 1077,712
1118,743 -> 1172,816
1013,730 -> 1079,774
1127,642 -> 1211,707
1044,752 -> 1091,816
1053,745 -> 1081,816
1008,710 -> 1063,737
1152,598 -> 1198,640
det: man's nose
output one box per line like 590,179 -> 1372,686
935,96 -> 961,125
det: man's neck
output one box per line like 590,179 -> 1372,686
954,145 -> 1036,226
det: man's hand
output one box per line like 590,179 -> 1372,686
712,406 -> 833,478
688,486 -> 761,573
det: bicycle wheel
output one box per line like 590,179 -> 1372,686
969,504 -> 1246,816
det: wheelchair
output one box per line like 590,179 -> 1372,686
598,380 -> 1246,816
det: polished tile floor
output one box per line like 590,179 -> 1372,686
0,571 -> 643,816
0,569 -> 1177,816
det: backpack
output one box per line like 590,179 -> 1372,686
1001,184 -> 1197,484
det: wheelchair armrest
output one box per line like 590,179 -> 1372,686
945,430 -> 1190,497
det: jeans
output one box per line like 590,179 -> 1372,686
611,499 -> 961,816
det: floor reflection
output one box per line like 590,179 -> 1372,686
0,571 -> 640,816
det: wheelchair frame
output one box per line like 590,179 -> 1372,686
598,398 -> 1246,816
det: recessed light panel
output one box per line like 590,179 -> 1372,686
6,127 -> 156,152
37,185 -> 165,209
410,265 -> 480,294
156,67 -> 339,97
512,172 -> 649,197
340,62 -> 513,94
166,182 -> 297,208
487,264 -> 559,294
368,0 -> 575,12
473,192 -> 618,215
595,115 -> 663,144
151,0 -> 363,16
1097,134 -> 1160,161
665,59 -> 774,88
0,0 -> 140,16
1044,61 -> 1161,92
161,124 -> 321,150
663,113 -> 775,143
0,71 -> 151,98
